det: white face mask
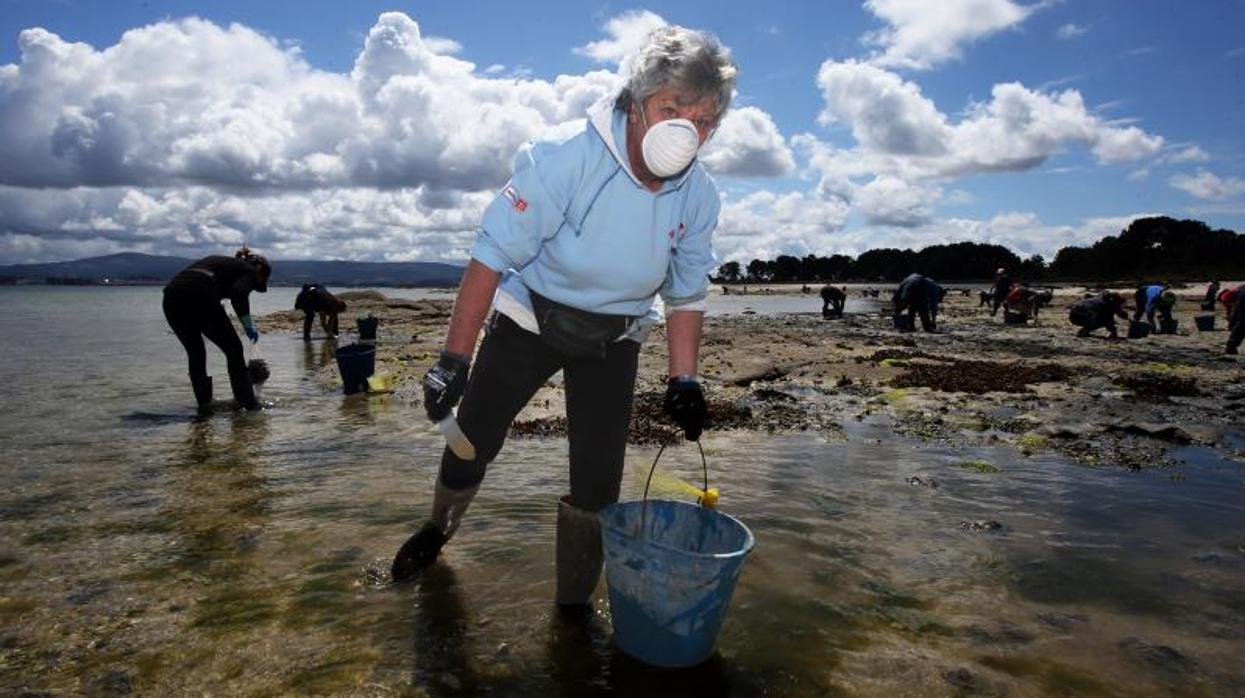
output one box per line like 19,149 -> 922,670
640,113 -> 701,178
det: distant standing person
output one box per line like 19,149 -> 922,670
294,284 -> 347,340
1203,280 -> 1220,311
1221,284 -> 1243,355
162,248 -> 271,412
820,284 -> 846,318
1068,292 -> 1128,338
893,273 -> 945,332
990,268 -> 1011,316
1133,284 -> 1176,326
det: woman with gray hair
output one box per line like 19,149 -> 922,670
392,25 -> 737,608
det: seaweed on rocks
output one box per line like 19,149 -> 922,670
891,359 -> 1076,394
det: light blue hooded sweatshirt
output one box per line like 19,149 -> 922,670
469,98 -> 720,341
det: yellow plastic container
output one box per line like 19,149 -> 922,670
366,372 -> 394,393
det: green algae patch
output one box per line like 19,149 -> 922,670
979,655 -> 1112,696
881,388 -> 909,405
287,652 -> 376,693
191,588 -> 278,631
21,525 -> 75,545
1018,433 -> 1047,454
956,459 -> 1000,474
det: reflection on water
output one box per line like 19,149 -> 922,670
0,287 -> 1243,695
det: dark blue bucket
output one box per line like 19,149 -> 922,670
334,343 -> 375,394
599,500 -> 754,668
1195,315 -> 1215,331
357,315 -> 379,341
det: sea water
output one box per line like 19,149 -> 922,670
0,286 -> 1242,695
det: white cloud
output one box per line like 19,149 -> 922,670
1168,145 -> 1210,164
863,0 -> 1036,70
573,10 -> 667,66
1170,170 -> 1245,200
1056,23 -> 1087,40
715,190 -> 851,262
700,106 -> 796,177
814,61 -> 1164,180
853,175 -> 941,227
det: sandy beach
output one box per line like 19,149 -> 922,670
262,283 -> 1245,470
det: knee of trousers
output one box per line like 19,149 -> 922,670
438,447 -> 490,490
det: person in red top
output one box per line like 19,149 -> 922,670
1219,285 -> 1244,355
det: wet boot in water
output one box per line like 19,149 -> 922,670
226,361 -> 260,410
555,496 -> 603,608
391,481 -> 479,583
192,375 -> 213,415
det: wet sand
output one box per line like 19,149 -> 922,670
263,284 -> 1245,469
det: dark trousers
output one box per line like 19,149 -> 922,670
1133,289 -> 1173,325
1229,300 -> 1245,351
162,286 -> 255,408
438,314 -> 641,513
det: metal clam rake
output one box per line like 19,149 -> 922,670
598,437 -> 755,668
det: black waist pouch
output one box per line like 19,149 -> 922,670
529,291 -> 629,359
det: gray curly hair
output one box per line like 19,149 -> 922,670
615,25 -> 737,124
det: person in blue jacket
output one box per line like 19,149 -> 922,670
163,248 -> 270,412
1132,284 -> 1176,327
893,273 -> 946,332
392,26 -> 738,607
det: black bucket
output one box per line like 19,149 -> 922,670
1003,310 -> 1028,325
334,343 -> 376,394
1195,315 -> 1215,331
1158,318 -> 1179,335
1127,320 -> 1151,339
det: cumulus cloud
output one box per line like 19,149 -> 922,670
1055,23 -> 1088,40
0,14 -> 621,193
814,61 -> 1164,180
1168,145 -> 1210,164
700,107 -> 796,177
715,190 -> 851,262
1170,170 -> 1245,200
573,10 -> 667,66
853,175 -> 941,227
863,0 -> 1036,70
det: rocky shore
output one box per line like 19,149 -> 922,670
260,284 -> 1245,469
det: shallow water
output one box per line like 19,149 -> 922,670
1,286 -> 1243,696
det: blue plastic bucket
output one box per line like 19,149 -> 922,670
334,343 -> 375,394
599,499 -> 754,668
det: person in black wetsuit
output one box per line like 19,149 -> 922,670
163,248 -> 271,412
820,284 -> 846,318
893,273 -> 945,332
294,284 -> 347,340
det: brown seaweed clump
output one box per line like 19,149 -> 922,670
891,359 -> 1075,394
1113,372 -> 1200,399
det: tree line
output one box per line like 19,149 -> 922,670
716,217 -> 1243,284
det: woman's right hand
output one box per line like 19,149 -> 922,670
422,351 -> 471,422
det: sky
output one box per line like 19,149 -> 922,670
1,0 -> 1243,266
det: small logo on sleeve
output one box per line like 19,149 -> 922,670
502,184 -> 527,212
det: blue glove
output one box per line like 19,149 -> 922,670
663,376 -> 706,441
240,315 -> 259,343
422,351 -> 470,422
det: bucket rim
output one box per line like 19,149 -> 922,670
599,499 -> 755,561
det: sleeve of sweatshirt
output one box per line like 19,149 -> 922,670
470,136 -> 585,273
660,177 -> 720,312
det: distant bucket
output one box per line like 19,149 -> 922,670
357,315 -> 379,341
334,343 -> 375,394
600,499 -> 754,668
1158,318 -> 1179,335
1195,315 -> 1215,331
1003,310 -> 1028,326
1127,320 -> 1151,339
893,315 -> 915,331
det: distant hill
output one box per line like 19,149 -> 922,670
0,252 -> 465,287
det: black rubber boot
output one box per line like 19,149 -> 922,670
555,496 -> 603,607
391,522 -> 448,582
226,361 -> 259,410
391,482 -> 479,583
192,376 -> 213,414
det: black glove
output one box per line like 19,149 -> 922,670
664,376 -> 706,441
422,351 -> 470,422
